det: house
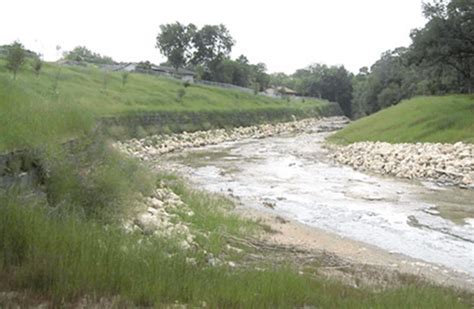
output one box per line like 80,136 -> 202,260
149,65 -> 195,83
264,86 -> 299,97
100,63 -> 196,83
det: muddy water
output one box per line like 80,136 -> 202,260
161,129 -> 474,279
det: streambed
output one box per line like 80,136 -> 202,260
159,125 -> 474,280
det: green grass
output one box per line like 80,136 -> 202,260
1,60 -> 471,307
329,95 -> 474,144
1,189 -> 470,308
0,134 -> 470,307
0,59 -> 334,152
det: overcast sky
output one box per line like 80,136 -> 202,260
0,0 -> 428,74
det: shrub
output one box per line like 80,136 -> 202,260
176,88 -> 186,101
122,71 -> 129,87
42,138 -> 154,221
32,55 -> 43,76
5,41 -> 26,80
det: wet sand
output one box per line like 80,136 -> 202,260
236,206 -> 474,291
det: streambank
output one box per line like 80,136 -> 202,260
114,116 -> 349,159
115,116 -> 474,292
327,142 -> 474,189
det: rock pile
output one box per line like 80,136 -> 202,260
329,142 -> 474,188
124,185 -> 196,250
114,117 -> 349,161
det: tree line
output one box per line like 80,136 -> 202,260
156,22 -> 270,91
269,0 -> 473,118
3,0 -> 470,118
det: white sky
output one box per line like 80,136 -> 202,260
0,0 -> 427,74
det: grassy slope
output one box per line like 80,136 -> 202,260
0,59 -> 331,152
329,95 -> 474,144
1,181 -> 470,308
1,61 -> 471,307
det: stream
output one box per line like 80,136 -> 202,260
160,125 -> 474,279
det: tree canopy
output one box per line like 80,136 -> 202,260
409,0 -> 474,93
63,46 -> 116,65
348,0 -> 473,118
155,22 -> 196,71
156,23 -> 234,73
5,41 -> 26,79
191,24 -> 234,67
156,22 -> 268,90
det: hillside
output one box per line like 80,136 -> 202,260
0,60 -> 335,152
329,95 -> 474,144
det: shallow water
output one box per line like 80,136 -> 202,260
162,130 -> 474,278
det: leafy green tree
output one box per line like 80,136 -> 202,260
5,41 -> 26,79
291,64 -> 353,117
156,22 -> 196,72
251,63 -> 270,91
270,72 -> 294,89
32,54 -> 43,76
156,22 -> 197,71
191,24 -> 234,73
176,88 -> 186,101
136,61 -> 152,71
351,68 -> 371,118
410,0 -> 474,93
122,71 -> 129,87
63,46 -> 115,65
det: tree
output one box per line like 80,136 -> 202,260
409,0 -> 474,93
5,41 -> 26,80
136,61 -> 152,71
351,68 -> 371,118
251,62 -> 270,91
32,54 -> 43,76
63,46 -> 116,65
122,71 -> 129,87
291,64 -> 353,117
191,24 -> 234,70
156,22 -> 196,72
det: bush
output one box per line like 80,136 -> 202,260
122,71 -> 129,86
42,138 -> 154,221
31,55 -> 42,76
176,88 -> 186,101
5,41 -> 26,80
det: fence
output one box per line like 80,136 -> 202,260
195,80 -> 255,94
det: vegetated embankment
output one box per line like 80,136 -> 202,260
0,58 -> 341,191
328,95 -> 474,187
329,95 -> 474,145
0,58 -> 340,153
1,60 -> 471,307
114,117 -> 349,160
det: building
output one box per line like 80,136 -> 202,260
149,65 -> 195,83
264,86 -> 299,97
99,63 -> 196,83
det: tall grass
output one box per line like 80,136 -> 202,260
0,76 -> 94,152
1,192 -> 470,308
0,59 -> 335,152
329,95 -> 474,144
40,138 -> 154,221
0,141 -> 470,307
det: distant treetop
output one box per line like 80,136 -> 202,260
62,46 -> 116,65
